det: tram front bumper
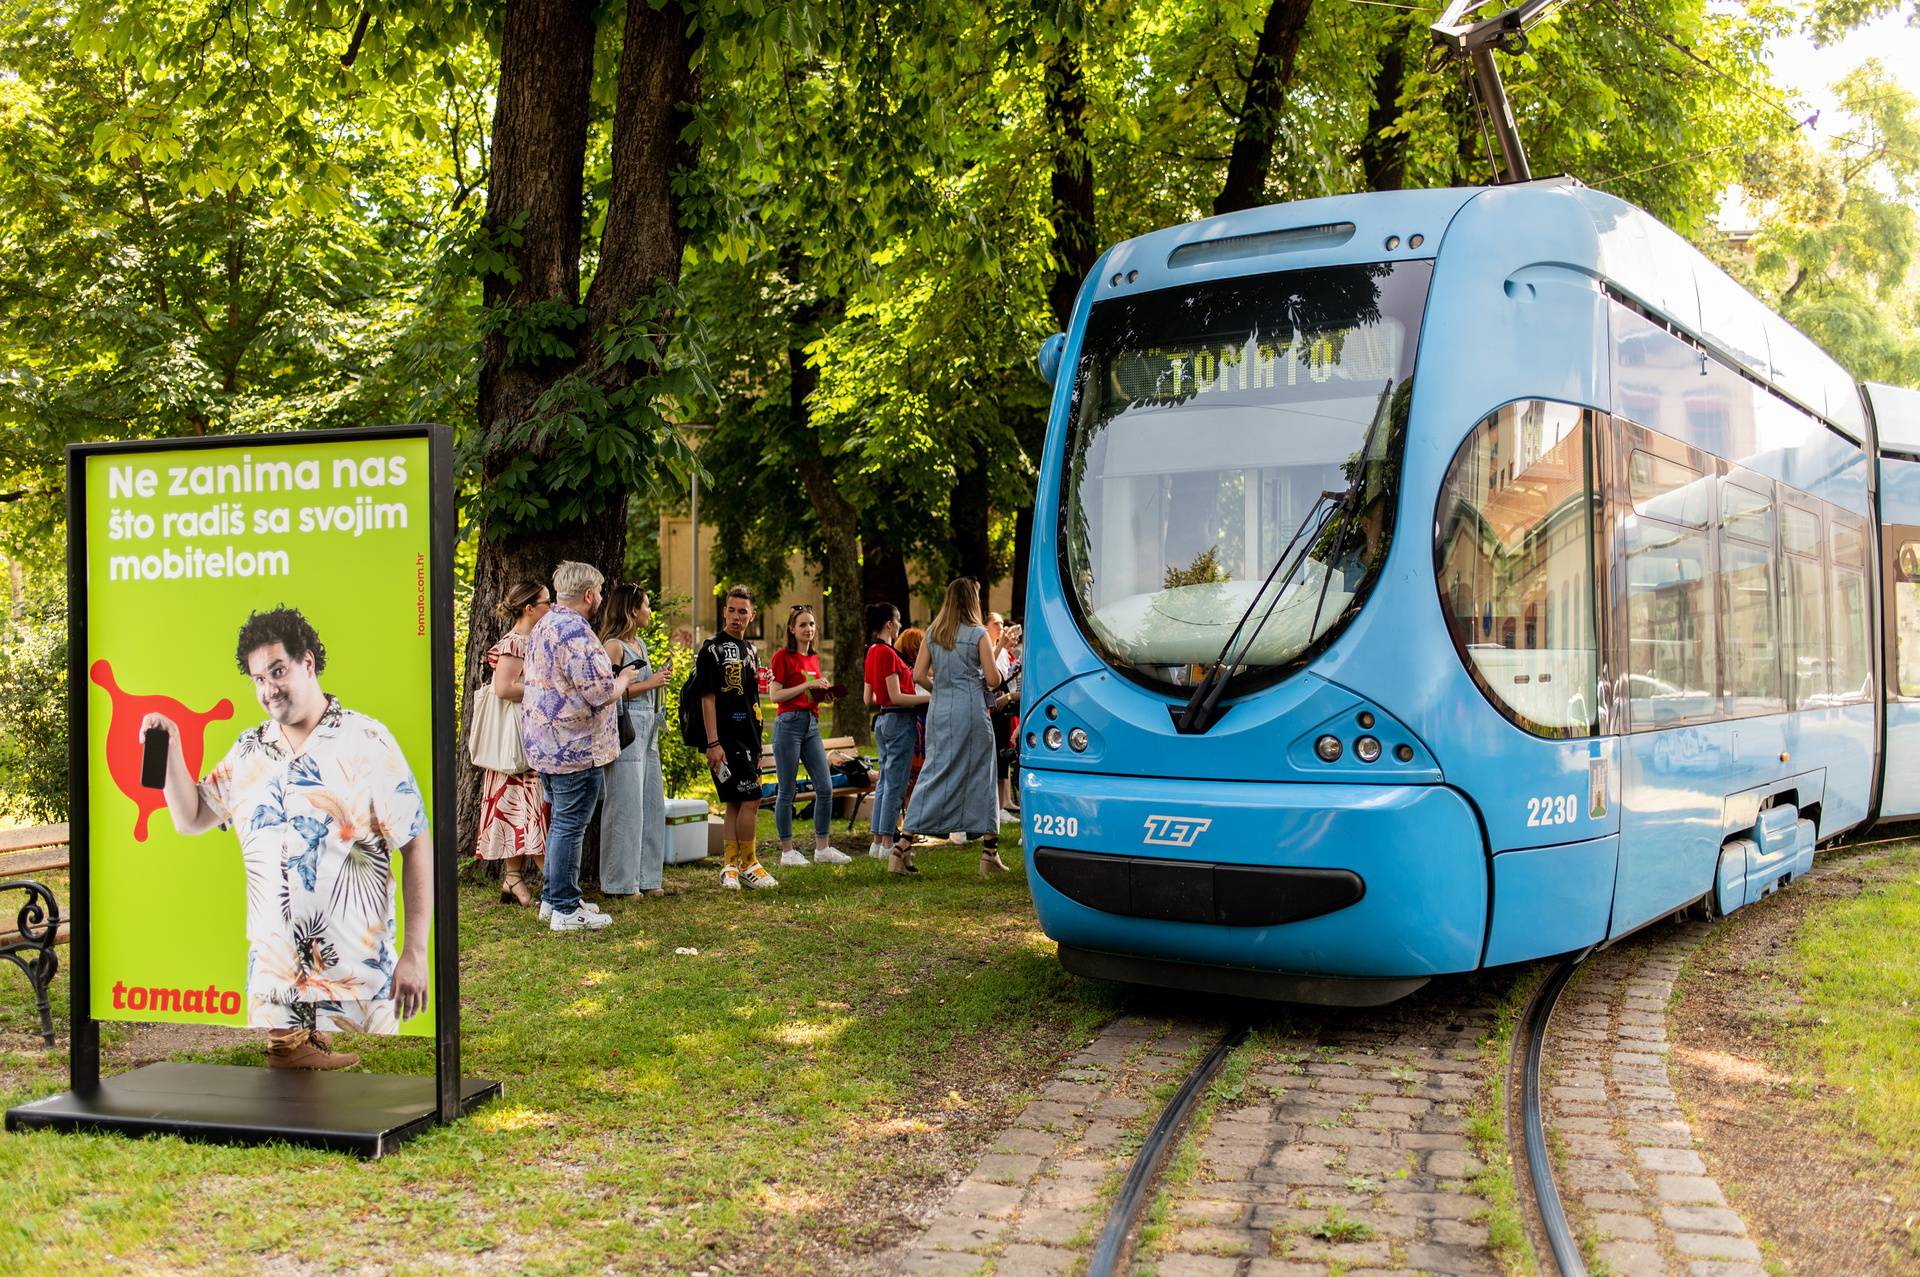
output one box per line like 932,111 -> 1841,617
1022,770 -> 1489,983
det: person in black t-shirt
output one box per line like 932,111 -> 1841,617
698,585 -> 776,890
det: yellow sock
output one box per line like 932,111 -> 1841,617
721,840 -> 739,869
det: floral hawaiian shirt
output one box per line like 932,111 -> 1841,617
197,695 -> 428,1021
522,602 -> 622,773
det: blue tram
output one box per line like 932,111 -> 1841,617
1021,180 -> 1920,1004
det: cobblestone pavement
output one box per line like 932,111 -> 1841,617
1543,921 -> 1767,1277
875,1015 -> 1218,1276
1153,983 -> 1508,1277
877,977 -> 1517,1276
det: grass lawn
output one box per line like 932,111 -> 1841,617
0,821 -> 1123,1273
1790,844 -> 1920,1185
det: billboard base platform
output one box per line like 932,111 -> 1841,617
4,1061 -> 502,1158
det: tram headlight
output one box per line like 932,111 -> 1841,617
1315,735 -> 1343,762
1067,727 -> 1089,753
1044,726 -> 1064,750
1394,743 -> 1414,763
1355,735 -> 1382,763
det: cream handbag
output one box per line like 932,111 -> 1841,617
467,682 -> 528,774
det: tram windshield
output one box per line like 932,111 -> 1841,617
1060,261 -> 1429,691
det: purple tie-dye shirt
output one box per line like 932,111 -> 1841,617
522,603 -> 621,773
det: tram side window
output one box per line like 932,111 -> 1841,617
1898,541 -> 1920,698
1829,519 -> 1871,703
1718,478 -> 1783,714
1780,502 -> 1828,706
1435,401 -> 1598,737
1625,515 -> 1718,728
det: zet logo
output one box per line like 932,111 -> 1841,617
1142,814 -> 1212,848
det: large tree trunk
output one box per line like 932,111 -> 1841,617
861,530 -> 911,624
1213,0 -> 1315,216
949,458 -> 993,594
798,460 -> 869,744
1360,14 -> 1412,192
1018,9 -> 1098,619
459,0 -> 600,858
458,0 -> 700,864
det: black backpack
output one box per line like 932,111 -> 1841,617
676,665 -> 705,749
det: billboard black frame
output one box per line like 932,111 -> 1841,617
5,423 -> 497,1156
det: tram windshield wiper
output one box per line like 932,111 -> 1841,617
1175,378 -> 1397,735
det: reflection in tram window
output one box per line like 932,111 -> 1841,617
1829,516 -> 1871,703
1718,475 -> 1782,715
1435,401 -> 1598,738
1625,517 -> 1717,727
1059,262 -> 1430,692
1898,541 -> 1920,698
1782,525 -> 1828,707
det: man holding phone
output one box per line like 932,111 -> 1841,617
141,605 -> 432,1070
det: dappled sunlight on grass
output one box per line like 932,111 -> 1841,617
770,1017 -> 853,1048
562,996 -> 606,1018
472,1103 -> 558,1134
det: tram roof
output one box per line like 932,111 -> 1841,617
1093,180 -> 1869,444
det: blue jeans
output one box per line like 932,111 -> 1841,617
773,712 -> 834,840
871,710 -> 916,837
539,767 -> 604,914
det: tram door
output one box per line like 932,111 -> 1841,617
1868,383 -> 1920,820
1605,421 -> 1728,937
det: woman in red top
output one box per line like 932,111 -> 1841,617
769,606 -> 853,867
863,602 -> 931,867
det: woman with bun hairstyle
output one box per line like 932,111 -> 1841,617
596,583 -> 674,896
475,580 -> 554,905
903,578 -> 1006,876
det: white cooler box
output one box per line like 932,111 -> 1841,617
665,798 -> 711,863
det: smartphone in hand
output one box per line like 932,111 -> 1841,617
140,726 -> 169,789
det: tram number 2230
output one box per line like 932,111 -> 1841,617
1525,793 -> 1580,828
1031,813 -> 1080,838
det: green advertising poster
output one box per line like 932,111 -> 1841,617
84,434 -> 437,1036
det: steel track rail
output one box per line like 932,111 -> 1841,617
1522,956 -> 1588,1277
1086,1024 -> 1250,1277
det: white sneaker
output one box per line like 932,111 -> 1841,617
742,862 -> 780,890
814,847 -> 852,864
998,809 -> 1018,826
549,907 -> 612,932
867,841 -> 888,859
780,849 -> 810,867
539,899 -> 605,921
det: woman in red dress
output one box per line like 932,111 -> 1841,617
475,581 -> 553,904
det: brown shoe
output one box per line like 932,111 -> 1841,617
266,1028 -> 360,1071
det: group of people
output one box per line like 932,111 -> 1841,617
863,578 -> 1022,876
470,560 -> 1023,931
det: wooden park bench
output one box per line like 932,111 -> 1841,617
1,822 -> 69,1048
756,736 -> 875,832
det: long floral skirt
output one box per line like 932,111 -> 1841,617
476,767 -> 550,860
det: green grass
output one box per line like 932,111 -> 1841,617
1465,964 -> 1545,1277
1790,846 -> 1920,1187
0,825 -> 1122,1273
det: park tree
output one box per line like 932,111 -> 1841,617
1726,62 -> 1920,384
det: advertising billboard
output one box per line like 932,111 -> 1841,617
80,431 -> 440,1037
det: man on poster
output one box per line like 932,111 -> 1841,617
142,606 -> 432,1070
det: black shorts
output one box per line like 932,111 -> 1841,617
712,736 -> 762,804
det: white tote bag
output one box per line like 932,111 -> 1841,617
467,683 -> 527,774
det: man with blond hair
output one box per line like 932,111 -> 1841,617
523,560 -> 635,931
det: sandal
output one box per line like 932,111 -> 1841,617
979,852 -> 1010,876
888,850 -> 919,876
500,870 -> 533,907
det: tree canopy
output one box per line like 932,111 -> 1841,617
3,0 -> 1918,813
